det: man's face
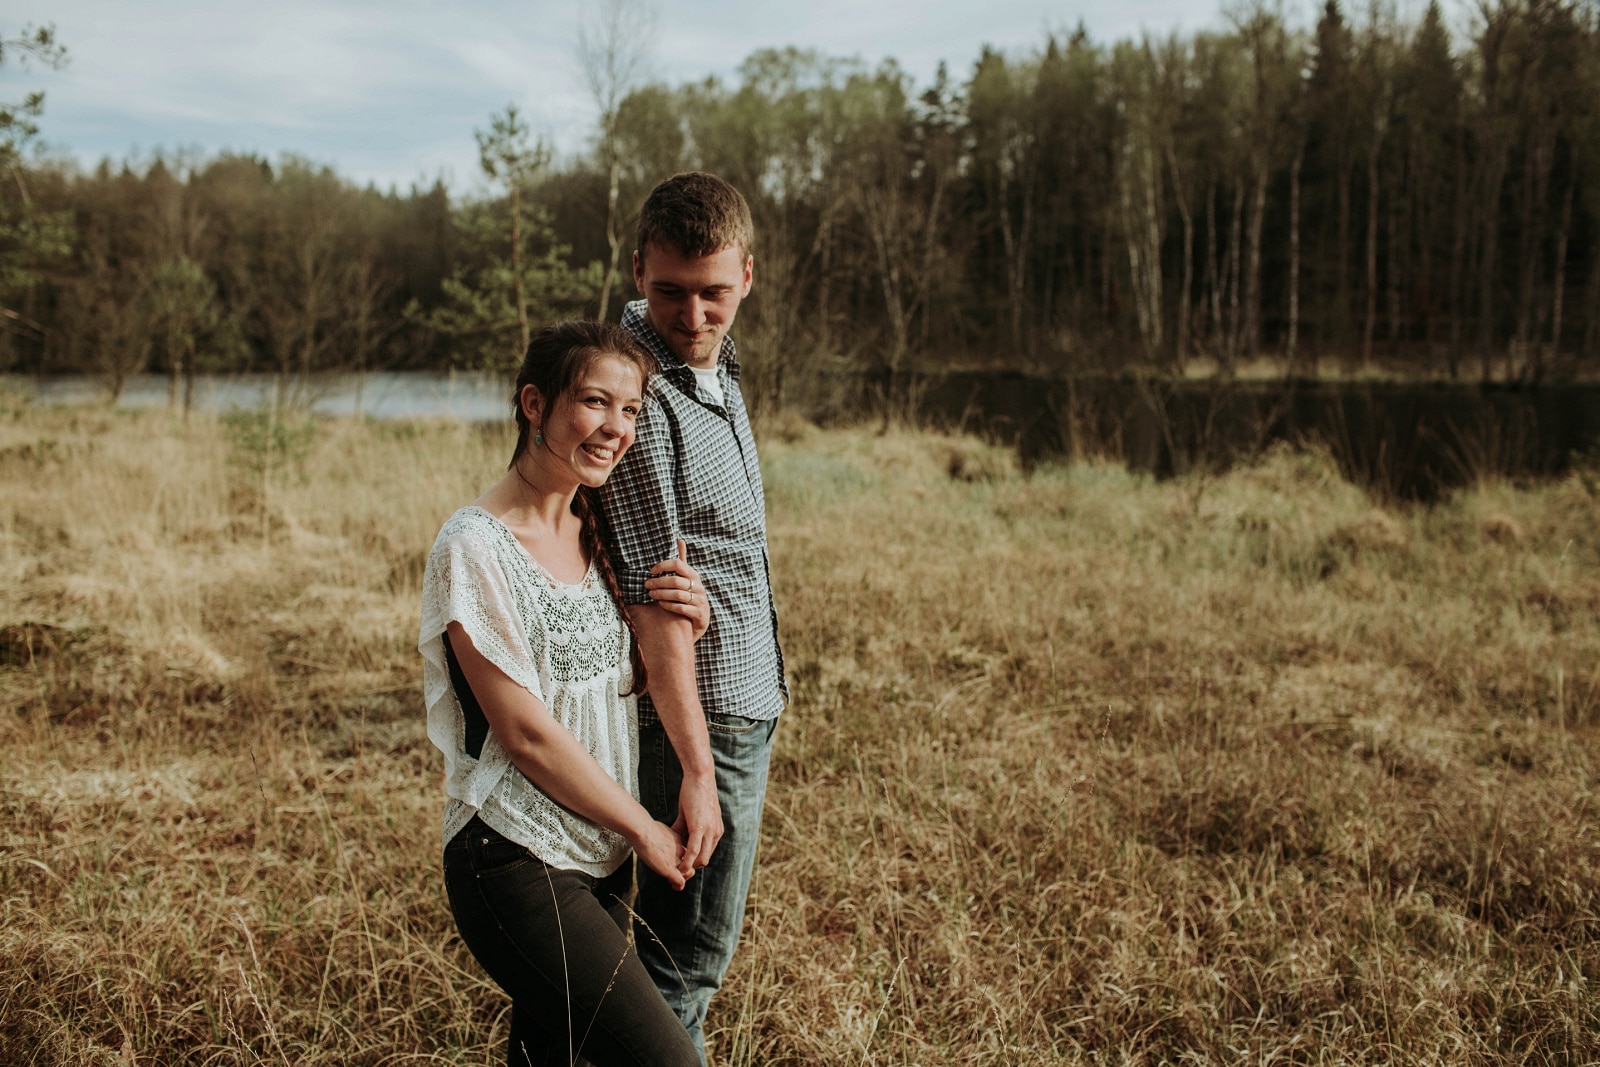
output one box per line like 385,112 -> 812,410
633,241 -> 753,369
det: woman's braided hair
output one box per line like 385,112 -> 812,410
511,320 -> 657,696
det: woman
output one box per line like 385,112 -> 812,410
419,321 -> 706,1066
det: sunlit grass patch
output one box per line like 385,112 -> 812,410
1,408 -> 1596,1064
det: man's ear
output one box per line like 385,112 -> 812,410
742,254 -> 754,297
632,249 -> 644,293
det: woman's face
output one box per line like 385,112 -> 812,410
522,354 -> 645,489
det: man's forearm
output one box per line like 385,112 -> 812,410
628,601 -> 723,865
628,602 -> 713,774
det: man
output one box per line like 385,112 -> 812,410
597,172 -> 787,1062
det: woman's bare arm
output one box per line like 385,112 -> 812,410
445,620 -> 691,888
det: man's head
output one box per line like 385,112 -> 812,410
632,172 -> 754,369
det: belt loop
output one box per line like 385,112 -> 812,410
465,813 -> 488,865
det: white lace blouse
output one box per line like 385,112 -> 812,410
418,505 -> 637,876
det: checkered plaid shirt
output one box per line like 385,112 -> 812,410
597,300 -> 787,725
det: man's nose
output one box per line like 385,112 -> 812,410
682,295 -> 706,329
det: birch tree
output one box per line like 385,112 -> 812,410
1112,40 -> 1166,360
577,0 -> 654,320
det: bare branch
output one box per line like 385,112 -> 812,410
0,23 -> 68,71
575,0 -> 656,124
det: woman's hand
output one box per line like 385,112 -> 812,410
630,819 -> 695,890
645,539 -> 710,642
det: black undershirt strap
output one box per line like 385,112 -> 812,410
442,630 -> 490,760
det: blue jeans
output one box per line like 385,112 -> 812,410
634,712 -> 777,1063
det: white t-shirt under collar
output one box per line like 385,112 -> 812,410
690,363 -> 724,407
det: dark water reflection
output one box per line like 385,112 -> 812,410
904,373 -> 1600,501
13,371 -> 1598,501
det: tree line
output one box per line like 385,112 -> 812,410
2,0 -> 1598,412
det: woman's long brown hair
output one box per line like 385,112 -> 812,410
511,320 -> 657,695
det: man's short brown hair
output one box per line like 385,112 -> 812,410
635,172 -> 754,262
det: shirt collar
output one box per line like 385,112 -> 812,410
622,299 -> 741,383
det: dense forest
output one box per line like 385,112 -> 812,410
2,0 -> 1598,413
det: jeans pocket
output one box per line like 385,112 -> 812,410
472,826 -> 535,877
704,712 -> 766,737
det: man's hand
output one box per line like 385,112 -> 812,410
630,817 -> 694,890
674,768 -> 723,870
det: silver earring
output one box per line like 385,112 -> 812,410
533,433 -> 543,445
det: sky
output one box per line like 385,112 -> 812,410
5,0 -> 1233,194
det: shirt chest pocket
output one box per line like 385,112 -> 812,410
676,435 -> 763,540
680,466 -> 762,539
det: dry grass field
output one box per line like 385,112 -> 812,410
1,400 -> 1596,1065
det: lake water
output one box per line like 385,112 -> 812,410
12,370 -> 1599,500
5,371 -> 514,422
905,373 -> 1600,500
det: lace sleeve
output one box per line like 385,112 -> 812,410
418,521 -> 545,813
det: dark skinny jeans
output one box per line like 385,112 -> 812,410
444,815 -> 699,1067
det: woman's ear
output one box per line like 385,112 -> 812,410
518,384 -> 543,429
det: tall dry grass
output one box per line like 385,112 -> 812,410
1,404 -> 1595,1065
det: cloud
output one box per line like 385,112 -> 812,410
8,0 -> 1228,189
